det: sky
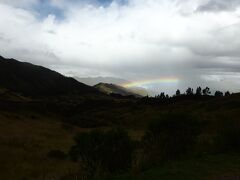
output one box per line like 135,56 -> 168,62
0,0 -> 240,95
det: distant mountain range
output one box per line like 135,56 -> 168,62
0,56 -> 97,97
94,83 -> 142,98
75,77 -> 129,86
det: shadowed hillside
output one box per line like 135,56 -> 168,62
0,56 -> 98,97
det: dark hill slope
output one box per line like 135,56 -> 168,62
0,56 -> 97,96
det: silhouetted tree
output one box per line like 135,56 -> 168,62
196,87 -> 202,96
215,91 -> 223,97
166,94 -> 169,99
160,92 -> 165,99
186,87 -> 193,95
225,91 -> 230,96
202,87 -> 211,96
176,89 -> 181,96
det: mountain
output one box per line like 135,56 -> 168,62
0,56 -> 97,96
75,76 -> 149,96
75,76 -> 129,86
94,83 -> 142,98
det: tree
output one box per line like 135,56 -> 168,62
196,87 -> 202,96
186,87 -> 193,95
160,92 -> 165,99
225,91 -> 230,96
176,89 -> 181,96
215,91 -> 223,97
202,87 -> 211,95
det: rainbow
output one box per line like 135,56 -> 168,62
122,77 -> 179,88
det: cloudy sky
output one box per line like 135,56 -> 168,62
0,0 -> 240,94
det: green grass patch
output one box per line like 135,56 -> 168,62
106,154 -> 240,180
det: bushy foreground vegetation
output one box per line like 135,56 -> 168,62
58,112 -> 240,179
69,129 -> 134,178
139,113 -> 203,168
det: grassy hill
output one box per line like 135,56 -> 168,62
94,83 -> 142,98
75,77 -> 149,96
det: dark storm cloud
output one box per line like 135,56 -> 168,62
197,0 -> 240,12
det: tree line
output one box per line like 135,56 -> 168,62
153,87 -> 231,99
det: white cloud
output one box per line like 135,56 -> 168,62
0,0 -> 240,94
0,0 -> 37,7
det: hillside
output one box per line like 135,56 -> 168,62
75,76 -> 149,96
94,82 -> 142,97
0,56 -> 97,96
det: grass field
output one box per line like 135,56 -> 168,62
0,94 -> 240,179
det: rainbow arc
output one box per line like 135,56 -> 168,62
122,77 -> 179,88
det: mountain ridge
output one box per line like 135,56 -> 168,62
0,56 -> 98,97
94,82 -> 142,98
75,76 -> 149,96
75,76 -> 129,86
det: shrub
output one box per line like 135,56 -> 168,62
69,129 -> 134,177
212,118 -> 240,153
141,113 -> 202,167
215,91 -> 223,97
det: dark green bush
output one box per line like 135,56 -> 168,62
141,113 -> 202,167
212,119 -> 240,153
69,129 -> 134,177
